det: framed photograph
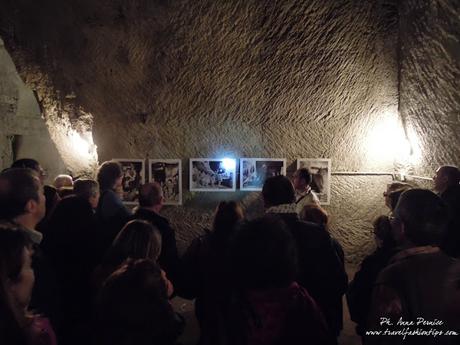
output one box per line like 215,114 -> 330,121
190,158 -> 236,192
297,158 -> 332,205
240,158 -> 286,191
113,159 -> 145,205
149,159 -> 182,205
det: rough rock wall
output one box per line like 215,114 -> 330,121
0,38 -> 66,181
399,0 -> 460,176
0,0 -> 405,261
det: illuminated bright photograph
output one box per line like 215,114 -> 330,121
113,159 -> 145,205
240,158 -> 286,191
297,158 -> 331,205
190,158 -> 236,192
149,159 -> 182,205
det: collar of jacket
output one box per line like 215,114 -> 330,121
389,245 -> 440,264
295,186 -> 312,199
0,220 -> 43,244
266,203 -> 298,214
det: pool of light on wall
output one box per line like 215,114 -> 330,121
365,110 -> 421,167
69,129 -> 98,165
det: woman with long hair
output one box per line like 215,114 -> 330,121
93,219 -> 172,296
181,201 -> 244,345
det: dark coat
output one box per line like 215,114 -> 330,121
131,208 -> 180,286
228,282 -> 336,345
440,184 -> 460,258
42,196 -> 101,344
96,189 -> 131,252
180,229 -> 234,345
347,246 -> 399,335
366,247 -> 457,345
274,213 -> 348,337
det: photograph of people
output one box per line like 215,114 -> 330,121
297,158 -> 332,204
190,158 -> 236,192
149,159 -> 182,205
113,159 -> 145,204
240,158 -> 286,191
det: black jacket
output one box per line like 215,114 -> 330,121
131,208 -> 181,285
275,213 -> 348,336
347,246 -> 399,336
440,184 -> 460,258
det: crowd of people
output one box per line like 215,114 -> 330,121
0,158 -> 459,345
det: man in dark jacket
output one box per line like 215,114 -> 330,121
262,175 -> 348,338
0,168 -> 61,330
433,165 -> 460,258
367,189 -> 457,345
132,182 -> 180,286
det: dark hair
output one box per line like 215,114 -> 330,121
46,195 -> 94,239
0,168 -> 41,220
213,201 -> 244,236
0,225 -> 32,345
95,259 -> 181,345
300,204 -> 328,226
295,168 -> 312,185
262,175 -> 296,207
386,182 -> 411,194
372,215 -> 395,248
104,220 -> 162,270
231,215 -> 297,289
74,179 -> 99,200
388,188 -> 410,211
440,166 -> 460,186
394,189 -> 448,246
11,159 -> 40,172
138,183 -> 162,208
97,161 -> 122,190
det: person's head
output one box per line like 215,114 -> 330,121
95,259 -> 179,345
11,159 -> 46,184
372,215 -> 395,248
300,204 -> 328,226
231,215 -> 297,290
107,220 -> 162,266
0,168 -> 46,228
97,161 -> 123,191
74,179 -> 100,209
138,182 -> 164,209
43,185 -> 60,221
391,189 -> 448,246
212,201 -> 244,235
0,224 -> 35,324
383,182 -> 411,210
292,168 -> 312,191
433,166 -> 460,193
262,175 -> 296,208
53,174 -> 73,189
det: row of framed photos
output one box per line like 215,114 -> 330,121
114,158 -> 331,206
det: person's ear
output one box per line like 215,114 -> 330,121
25,199 -> 38,214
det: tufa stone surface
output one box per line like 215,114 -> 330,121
399,0 -> 460,177
0,0 -> 458,262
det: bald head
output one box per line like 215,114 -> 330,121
138,182 -> 164,208
433,166 -> 460,193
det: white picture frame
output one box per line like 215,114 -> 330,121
113,158 -> 146,205
189,158 -> 237,192
148,159 -> 182,205
296,158 -> 332,205
240,158 -> 287,191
